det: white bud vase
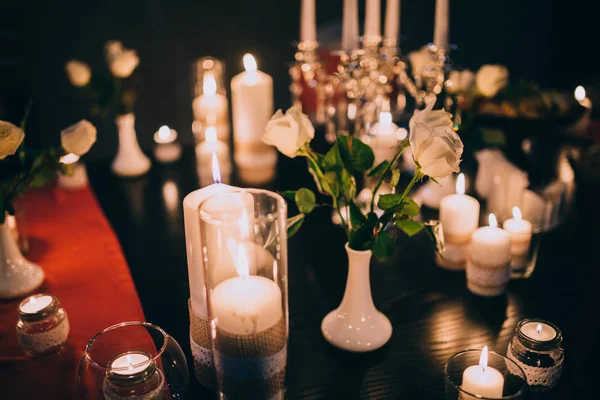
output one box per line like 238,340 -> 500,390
111,113 -> 151,177
0,222 -> 44,299
321,243 -> 392,352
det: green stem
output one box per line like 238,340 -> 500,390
401,168 -> 423,199
370,140 -> 409,212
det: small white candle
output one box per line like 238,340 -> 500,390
196,127 -> 231,187
57,153 -> 88,190
502,206 -> 533,271
19,295 -> 53,314
364,0 -> 382,39
341,0 -> 359,50
461,346 -> 504,399
433,0 -> 449,48
368,111 -> 402,165
384,0 -> 400,43
521,322 -> 557,342
110,352 -> 152,375
193,73 -> 229,122
153,125 -> 182,163
300,0 -> 317,42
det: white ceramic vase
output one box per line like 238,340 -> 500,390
321,243 -> 392,352
111,113 -> 151,177
0,222 -> 44,299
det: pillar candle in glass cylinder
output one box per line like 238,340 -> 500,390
437,173 -> 479,270
231,54 -> 277,184
502,206 -> 533,274
466,214 -> 511,296
461,346 -> 504,399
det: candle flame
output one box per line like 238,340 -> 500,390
126,355 -> 134,369
456,173 -> 465,195
203,73 -> 217,96
205,126 -> 217,143
575,85 -> 586,102
512,206 -> 522,221
211,152 -> 222,184
29,296 -> 36,305
243,54 -> 257,72
536,323 -> 542,334
488,213 -> 498,228
158,125 -> 171,141
347,103 -> 357,120
379,111 -> 392,127
479,346 -> 489,369
60,153 -> 80,164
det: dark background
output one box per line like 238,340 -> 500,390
1,0 -> 599,159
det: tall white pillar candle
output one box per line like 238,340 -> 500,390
461,346 -> 504,399
342,0 -> 359,50
364,0 -> 381,39
433,0 -> 449,48
300,0 -> 317,42
384,0 -> 400,43
502,206 -> 533,273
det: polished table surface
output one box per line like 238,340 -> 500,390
87,142 -> 597,399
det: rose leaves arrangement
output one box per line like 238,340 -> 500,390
65,41 -> 140,118
0,115 -> 96,223
262,99 -> 462,262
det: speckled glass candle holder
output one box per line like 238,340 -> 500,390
16,294 -> 69,356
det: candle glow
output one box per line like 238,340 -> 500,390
243,54 -> 257,73
536,323 -> 542,334
456,173 -> 465,195
513,206 -> 522,221
205,126 -> 218,143
489,213 -> 498,228
575,86 -> 586,102
203,73 -> 217,96
158,126 -> 171,141
60,153 -> 80,164
212,152 -> 222,184
379,111 -> 392,126
480,345 -> 489,369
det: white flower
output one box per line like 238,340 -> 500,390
60,120 -> 97,156
65,60 -> 91,87
0,120 -> 25,160
446,69 -> 475,94
476,65 -> 509,98
262,106 -> 315,158
408,45 -> 431,77
105,40 -> 123,63
409,97 -> 463,179
109,49 -> 139,78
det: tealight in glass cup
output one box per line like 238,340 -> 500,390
199,188 -> 288,400
445,349 -> 527,400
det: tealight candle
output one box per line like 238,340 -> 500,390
461,346 -> 504,399
437,174 -> 480,270
57,153 -> 88,190
103,351 -> 164,400
502,206 -> 533,273
153,125 -> 182,163
367,111 -> 404,165
196,127 -> 231,187
466,214 -> 511,296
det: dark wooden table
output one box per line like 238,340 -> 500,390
88,141 -> 597,399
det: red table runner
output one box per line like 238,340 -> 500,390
0,186 -> 146,399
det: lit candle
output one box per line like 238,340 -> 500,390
19,295 -> 53,314
574,85 -> 592,109
341,0 -> 359,50
364,0 -> 382,40
384,0 -> 401,44
467,214 -> 511,296
461,346 -> 504,399
57,153 -> 88,190
104,351 -> 164,400
193,73 -> 229,124
109,352 -> 152,375
433,0 -> 449,48
300,0 -> 316,43
366,111 -> 404,165
521,322 -> 557,342
437,174 -> 480,270
196,127 -> 231,187
153,125 -> 182,163
502,206 -> 533,273
231,54 -> 277,184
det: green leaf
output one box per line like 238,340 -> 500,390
348,200 -> 367,230
396,220 -> 424,236
349,212 -> 378,251
295,188 -> 316,214
323,171 -> 340,198
307,156 -> 332,195
400,198 -> 420,217
372,231 -> 395,261
281,190 -> 297,201
368,160 -> 389,177
323,143 -> 343,171
339,168 -> 356,200
377,193 -> 403,210
286,214 -> 305,238
337,135 -> 375,174
390,169 -> 401,187
29,168 -> 57,188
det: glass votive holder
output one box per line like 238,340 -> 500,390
200,188 -> 288,400
507,318 -> 564,391
445,348 -> 527,400
16,294 -> 70,357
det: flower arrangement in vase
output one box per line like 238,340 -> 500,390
262,96 -> 462,351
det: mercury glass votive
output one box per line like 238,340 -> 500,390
507,318 -> 564,391
16,294 -> 70,356
445,348 -> 527,400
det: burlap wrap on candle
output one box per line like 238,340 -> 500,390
213,317 -> 287,399
466,260 -> 511,296
188,300 -> 217,389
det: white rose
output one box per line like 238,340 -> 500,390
65,60 -> 91,87
105,40 -> 123,62
408,45 -> 431,77
446,69 -> 475,94
476,64 -> 509,98
60,120 -> 97,156
110,49 -> 139,78
0,120 -> 25,160
262,106 -> 315,158
409,97 -> 463,179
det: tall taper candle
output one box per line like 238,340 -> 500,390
364,0 -> 381,39
433,0 -> 449,48
300,0 -> 316,42
384,0 -> 400,43
342,0 -> 359,50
